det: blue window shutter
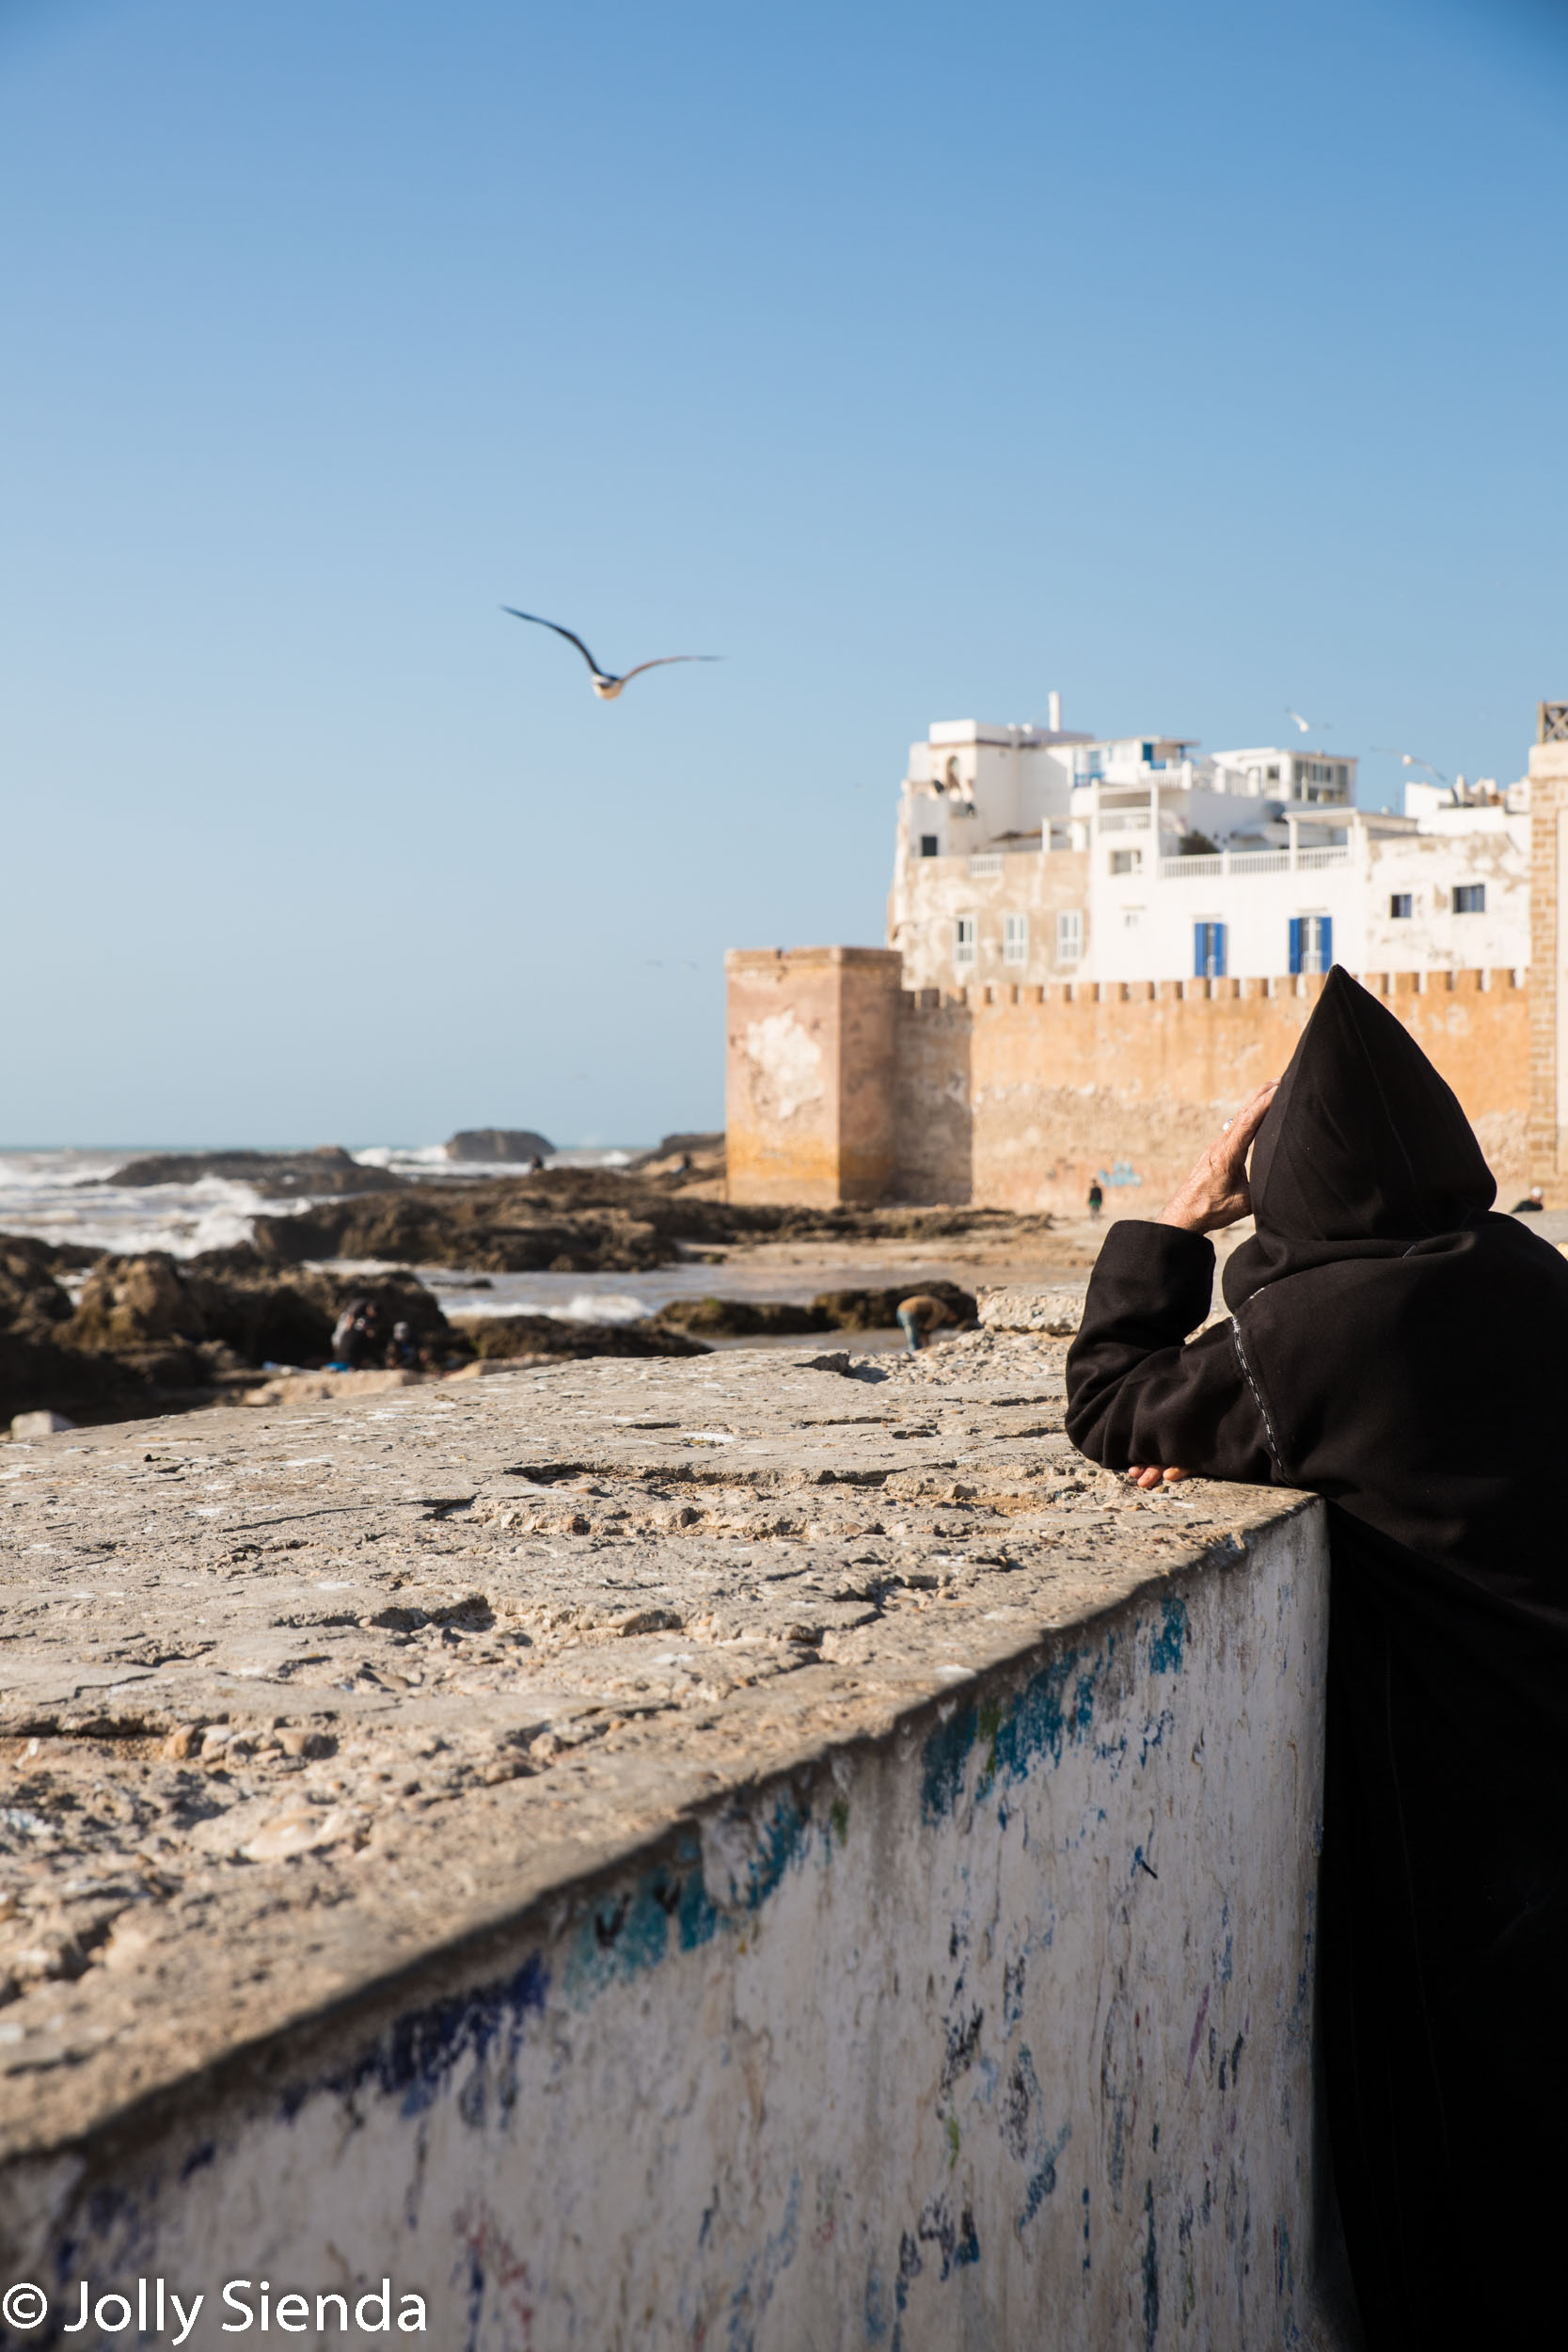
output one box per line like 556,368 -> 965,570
1321,916 -> 1332,970
1214,924 -> 1227,978
1194,923 -> 1206,978
1288,918 -> 1302,975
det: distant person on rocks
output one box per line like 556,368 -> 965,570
328,1297 -> 380,1370
1064,966 -> 1568,2351
527,1153 -> 546,1174
895,1293 -> 954,1353
1086,1179 -> 1104,1219
1513,1185 -> 1545,1212
386,1320 -> 417,1370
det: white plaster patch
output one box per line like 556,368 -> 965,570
743,1009 -> 825,1123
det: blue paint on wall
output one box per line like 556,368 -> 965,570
332,1952 -> 550,2121
1148,1595 -> 1188,1675
921,1600 -> 1193,1827
564,1801 -> 814,2003
743,1795 -> 812,1911
921,1705 -> 977,1823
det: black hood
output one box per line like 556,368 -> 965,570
1223,966 -> 1496,1309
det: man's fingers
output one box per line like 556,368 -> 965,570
1228,1081 -> 1278,1151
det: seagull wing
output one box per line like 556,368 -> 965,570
501,609 -> 608,678
615,655 -> 722,686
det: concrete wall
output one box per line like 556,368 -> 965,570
731,957 -> 1529,1212
4,1509 -> 1338,2352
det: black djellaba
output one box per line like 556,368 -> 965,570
1064,965 -> 1568,2349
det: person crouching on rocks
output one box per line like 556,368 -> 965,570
895,1293 -> 954,1353
1063,965 -> 1568,2352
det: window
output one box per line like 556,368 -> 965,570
1389,893 -> 1413,920
1056,909 -> 1084,964
1194,922 -> 1227,979
1289,914 -> 1333,975
954,914 -> 976,968
1123,906 -> 1144,930
1110,848 -> 1141,876
1003,912 -> 1028,965
919,834 -> 940,859
1453,884 -> 1486,914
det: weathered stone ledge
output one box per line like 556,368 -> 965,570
0,1330 -> 1340,2346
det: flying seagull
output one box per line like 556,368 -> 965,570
1373,746 -> 1449,786
1285,707 -> 1331,735
502,608 -> 720,700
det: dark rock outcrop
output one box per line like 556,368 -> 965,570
245,1170 -> 1053,1275
654,1283 -> 977,1338
811,1280 -> 977,1330
444,1129 -> 554,1164
105,1147 -> 407,1196
455,1314 -> 709,1362
62,1250 -> 455,1364
0,1241 -> 467,1430
0,1238 -> 76,1339
655,1296 -> 831,1338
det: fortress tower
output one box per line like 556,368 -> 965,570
1528,703 -> 1568,1185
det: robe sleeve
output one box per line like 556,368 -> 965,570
1064,1221 -> 1278,1483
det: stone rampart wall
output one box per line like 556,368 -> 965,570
727,951 -> 1529,1211
898,967 -> 1528,1211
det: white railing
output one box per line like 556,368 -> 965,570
1098,811 -> 1152,834
967,853 -> 1006,877
1227,850 -> 1291,875
1157,846 -> 1351,882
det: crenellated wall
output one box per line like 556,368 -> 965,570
729,955 -> 1530,1212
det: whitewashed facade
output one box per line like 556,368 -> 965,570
888,715 -> 1529,990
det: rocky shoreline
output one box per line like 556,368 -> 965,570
0,1152 -> 1079,1434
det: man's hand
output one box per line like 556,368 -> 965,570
1156,1080 -> 1278,1236
1121,1082 -> 1279,1488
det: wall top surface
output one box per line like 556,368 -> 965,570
725,946 -> 903,972
0,1333 -> 1307,2162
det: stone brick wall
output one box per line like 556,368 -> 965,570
725,946 -> 903,1205
729,957 -> 1530,1212
1528,740 -> 1568,1184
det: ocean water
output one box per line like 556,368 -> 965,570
0,1149 -> 964,1328
0,1147 -> 636,1282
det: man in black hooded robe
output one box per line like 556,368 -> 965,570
1064,966 -> 1568,2349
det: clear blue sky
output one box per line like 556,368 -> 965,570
1,0 -> 1563,1146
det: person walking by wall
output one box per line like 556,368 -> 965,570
1086,1179 -> 1104,1219
1062,966 -> 1568,2349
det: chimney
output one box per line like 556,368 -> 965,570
1048,690 -> 1062,733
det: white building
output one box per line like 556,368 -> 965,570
888,712 -> 1529,990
